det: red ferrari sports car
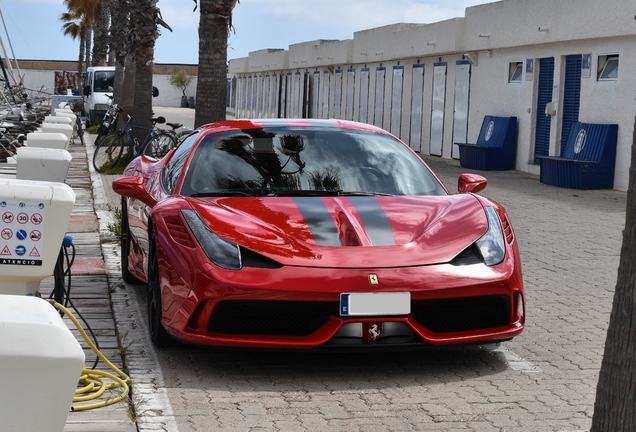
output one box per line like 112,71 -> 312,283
113,118 -> 524,349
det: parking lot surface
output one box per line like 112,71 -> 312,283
93,108 -> 626,431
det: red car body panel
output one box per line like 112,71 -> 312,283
114,119 -> 525,349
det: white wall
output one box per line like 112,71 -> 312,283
151,74 -> 198,107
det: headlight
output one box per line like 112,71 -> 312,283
181,209 -> 242,270
95,104 -> 109,111
475,207 -> 506,266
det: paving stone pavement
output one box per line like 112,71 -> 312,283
37,140 -> 136,432
48,118 -> 627,431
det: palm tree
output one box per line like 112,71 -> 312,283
108,0 -> 129,108
591,117 -> 636,431
91,0 -> 109,66
126,0 -> 171,139
60,10 -> 86,93
193,0 -> 239,128
60,0 -> 101,95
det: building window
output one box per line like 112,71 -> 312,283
597,55 -> 619,81
508,62 -> 523,83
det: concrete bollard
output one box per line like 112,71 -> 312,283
26,132 -> 69,150
43,115 -> 73,126
40,123 -> 73,142
0,178 -> 76,295
0,295 -> 85,432
16,147 -> 72,182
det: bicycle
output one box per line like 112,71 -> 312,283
161,121 -> 194,145
93,95 -> 119,146
68,99 -> 86,146
92,106 -> 177,172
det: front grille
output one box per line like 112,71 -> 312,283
208,301 -> 338,336
412,295 -> 510,333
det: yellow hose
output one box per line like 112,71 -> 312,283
51,301 -> 131,412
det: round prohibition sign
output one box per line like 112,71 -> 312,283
30,230 -> 42,242
1,228 -> 12,240
2,212 -> 13,223
16,212 -> 29,224
31,213 -> 43,225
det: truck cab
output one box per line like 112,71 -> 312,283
83,66 -> 115,126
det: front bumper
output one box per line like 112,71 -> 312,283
160,262 -> 524,349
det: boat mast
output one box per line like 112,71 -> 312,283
0,9 -> 21,86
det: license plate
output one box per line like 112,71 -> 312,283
340,292 -> 410,316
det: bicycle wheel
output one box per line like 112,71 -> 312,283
143,131 -> 177,158
174,127 -> 194,144
75,116 -> 85,146
93,133 -> 124,173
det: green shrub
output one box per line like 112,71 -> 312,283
107,205 -> 122,236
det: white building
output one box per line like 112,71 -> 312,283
228,0 -> 636,191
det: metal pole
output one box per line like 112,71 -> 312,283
0,9 -> 21,85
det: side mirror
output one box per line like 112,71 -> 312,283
83,85 -> 91,96
112,176 -> 157,208
152,86 -> 159,97
458,173 -> 487,194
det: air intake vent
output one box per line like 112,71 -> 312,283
500,213 -> 514,244
412,295 -> 510,333
451,244 -> 483,266
208,301 -> 337,336
164,215 -> 196,248
240,247 -> 283,269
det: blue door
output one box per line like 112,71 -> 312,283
561,55 -> 582,154
534,57 -> 554,163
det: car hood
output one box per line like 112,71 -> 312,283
186,194 -> 487,268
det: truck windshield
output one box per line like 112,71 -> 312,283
94,71 -> 115,93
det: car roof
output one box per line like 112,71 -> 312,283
197,118 -> 391,135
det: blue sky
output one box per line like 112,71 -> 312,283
0,0 -> 490,65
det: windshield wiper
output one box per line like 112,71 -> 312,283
190,191 -> 255,197
338,191 -> 393,196
269,190 -> 394,197
269,190 -> 342,197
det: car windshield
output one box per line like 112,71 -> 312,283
180,127 -> 447,197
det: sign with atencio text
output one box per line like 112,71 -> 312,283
0,199 -> 46,266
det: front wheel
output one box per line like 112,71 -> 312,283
93,133 -> 123,173
143,131 -> 177,158
75,116 -> 85,146
120,198 -> 142,284
147,230 -> 173,347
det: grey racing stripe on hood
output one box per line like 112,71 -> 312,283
293,196 -> 395,247
293,197 -> 342,246
348,196 -> 395,246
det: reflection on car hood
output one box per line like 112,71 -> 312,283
186,194 -> 487,268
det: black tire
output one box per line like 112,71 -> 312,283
147,230 -> 173,346
93,133 -> 123,173
75,116 -> 85,146
121,198 -> 142,284
93,130 -> 108,147
143,131 -> 177,158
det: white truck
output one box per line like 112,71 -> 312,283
83,66 -> 115,125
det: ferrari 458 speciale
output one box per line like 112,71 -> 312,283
112,119 -> 524,349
